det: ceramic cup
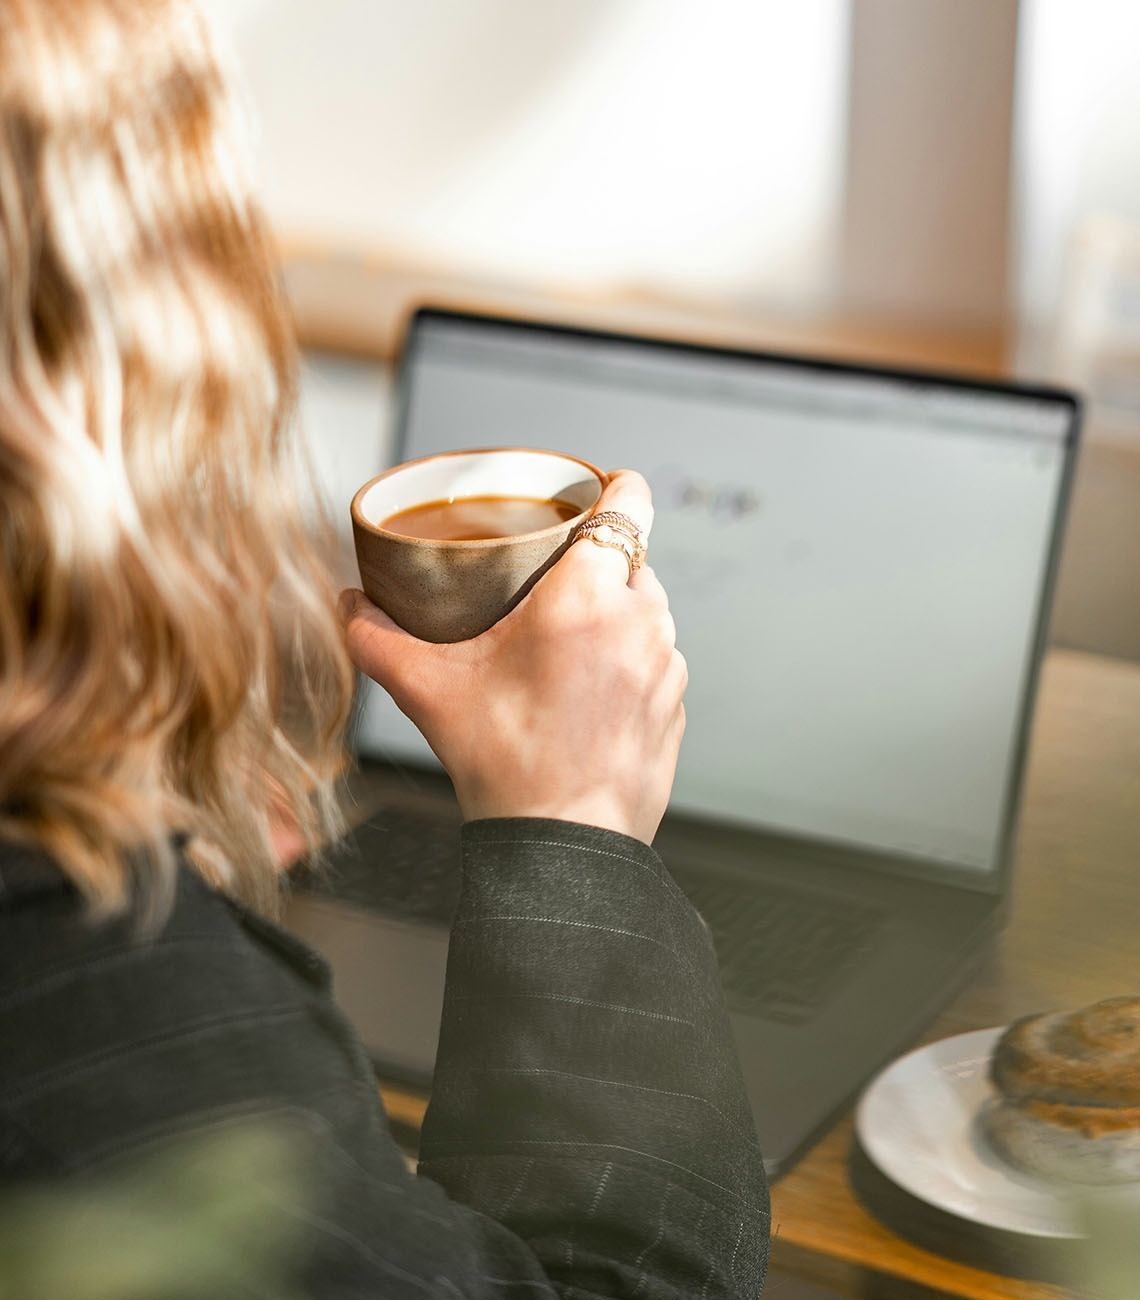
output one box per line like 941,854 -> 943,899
351,447 -> 605,643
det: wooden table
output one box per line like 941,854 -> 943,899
373,648 -> 1140,1298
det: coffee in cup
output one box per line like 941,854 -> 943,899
380,495 -> 581,542
351,448 -> 604,643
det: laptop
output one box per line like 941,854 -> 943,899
286,307 -> 1081,1177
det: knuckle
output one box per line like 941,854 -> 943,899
534,557 -> 598,628
661,608 -> 678,648
674,648 -> 689,691
600,470 -> 655,530
605,467 -> 648,492
560,540 -> 617,596
542,584 -> 580,632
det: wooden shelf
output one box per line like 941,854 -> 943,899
278,237 -> 1009,379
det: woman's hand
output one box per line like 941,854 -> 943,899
340,471 -> 686,845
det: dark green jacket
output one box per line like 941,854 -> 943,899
0,819 -> 768,1298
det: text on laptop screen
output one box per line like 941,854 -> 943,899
361,316 -> 1073,876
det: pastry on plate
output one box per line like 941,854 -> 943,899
984,996 -> 1140,1185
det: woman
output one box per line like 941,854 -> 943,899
0,1 -> 769,1295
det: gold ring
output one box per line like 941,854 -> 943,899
571,510 -> 648,576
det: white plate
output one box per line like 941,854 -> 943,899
855,1027 -> 1080,1240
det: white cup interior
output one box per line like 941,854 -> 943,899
359,449 -> 601,534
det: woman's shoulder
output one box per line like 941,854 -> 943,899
0,835 -> 226,955
0,837 -> 347,1180
0,839 -> 73,906
0,836 -> 330,1005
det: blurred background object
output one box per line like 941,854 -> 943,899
1013,0 -> 1140,392
215,0 -> 1140,660
225,0 -> 851,308
1073,1184 -> 1140,1300
1048,217 -> 1140,440
0,1122 -> 313,1300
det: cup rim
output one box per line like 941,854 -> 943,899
350,447 -> 604,548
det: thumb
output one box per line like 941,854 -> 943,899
338,589 -> 432,703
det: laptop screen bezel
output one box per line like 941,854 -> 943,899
387,305 -> 1083,897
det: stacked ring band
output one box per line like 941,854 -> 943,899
570,510 -> 648,577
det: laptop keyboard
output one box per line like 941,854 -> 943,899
296,808 -> 883,1026
669,870 -> 884,1026
295,809 -> 465,927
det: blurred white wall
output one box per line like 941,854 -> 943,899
223,0 -> 850,307
841,0 -> 1018,331
1013,0 -> 1140,364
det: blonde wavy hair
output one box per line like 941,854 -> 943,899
0,0 -> 355,917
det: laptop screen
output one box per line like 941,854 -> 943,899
355,312 -> 1078,879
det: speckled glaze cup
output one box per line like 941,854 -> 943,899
351,448 -> 604,643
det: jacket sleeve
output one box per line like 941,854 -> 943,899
416,817 -> 770,1298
